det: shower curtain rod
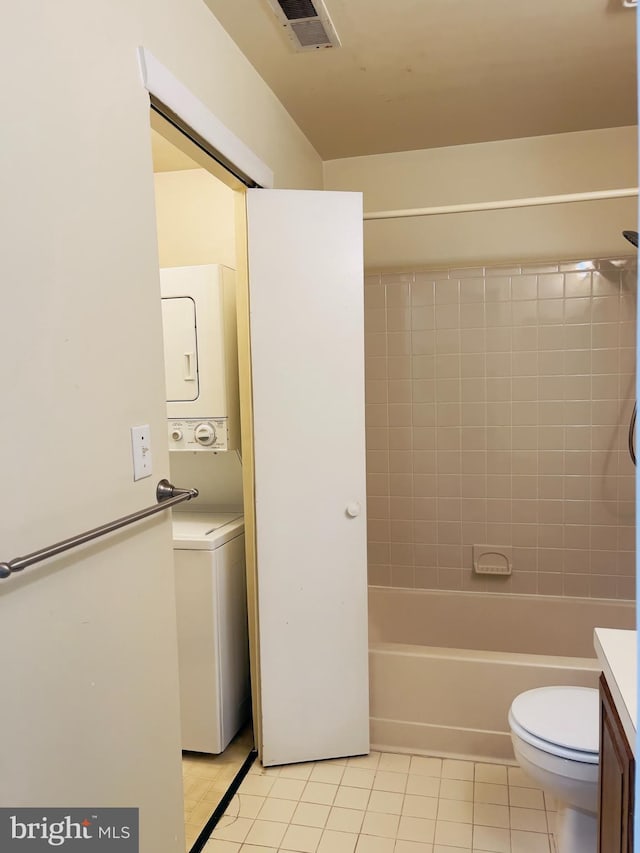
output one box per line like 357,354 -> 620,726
363,187 -> 638,221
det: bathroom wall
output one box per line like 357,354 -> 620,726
154,167 -> 236,268
324,126 -> 638,270
1,2 -> 322,849
365,256 -> 636,600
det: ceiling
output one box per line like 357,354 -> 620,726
203,0 -> 637,160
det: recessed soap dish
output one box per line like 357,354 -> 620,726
473,544 -> 512,576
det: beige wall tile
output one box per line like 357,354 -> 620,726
411,280 -> 435,306
364,255 -> 635,601
387,282 -> 410,307
365,285 -> 386,308
390,497 -> 413,519
537,274 -> 564,298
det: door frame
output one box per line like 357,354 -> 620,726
138,48 -> 273,190
140,46 -> 269,759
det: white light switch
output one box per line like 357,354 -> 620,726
131,425 -> 152,481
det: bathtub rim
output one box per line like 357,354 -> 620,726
368,584 -> 636,608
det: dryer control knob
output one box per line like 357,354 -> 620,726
194,422 -> 216,446
171,429 -> 183,441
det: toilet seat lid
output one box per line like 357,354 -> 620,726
510,686 -> 599,755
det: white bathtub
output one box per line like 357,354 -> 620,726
368,586 -> 635,761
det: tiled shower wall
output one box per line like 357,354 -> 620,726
365,258 -> 637,600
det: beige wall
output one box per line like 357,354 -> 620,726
324,127 -> 638,270
0,2 -> 321,851
364,256 -> 636,600
154,169 -> 236,268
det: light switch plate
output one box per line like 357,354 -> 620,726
131,425 -> 152,481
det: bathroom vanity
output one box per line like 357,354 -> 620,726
594,628 -> 636,853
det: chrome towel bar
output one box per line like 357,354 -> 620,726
0,479 -> 198,580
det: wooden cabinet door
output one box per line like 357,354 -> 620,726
598,674 -> 635,853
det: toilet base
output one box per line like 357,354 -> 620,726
556,802 -> 597,853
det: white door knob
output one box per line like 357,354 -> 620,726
346,502 -> 361,518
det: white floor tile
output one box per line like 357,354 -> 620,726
202,840 -> 241,852
310,763 -> 346,785
406,776 -> 441,798
317,828 -> 359,853
211,817 -> 253,843
343,768 -> 377,789
301,781 -> 338,805
394,840 -> 434,852
441,760 -> 474,782
237,794 -> 265,819
378,753 -> 412,773
279,763 -> 314,781
473,803 -> 510,829
396,815 -> 436,844
238,845 -> 278,853
270,778 -> 308,801
280,823 -> 323,852
355,835 -> 395,853
436,798 -> 472,824
367,790 -> 404,815
243,819 -> 287,848
348,753 -> 382,770
438,780 -> 474,803
238,775 -> 276,797
474,764 -> 508,785
327,806 -> 365,833
509,787 -> 545,810
334,786 -> 372,810
510,807 -> 548,833
510,829 -> 551,853
472,824 -> 511,853
248,763 -> 280,777
257,796 -> 298,823
409,757 -> 442,778
292,802 -> 331,829
473,783 -> 508,806
434,819 -> 473,848
402,795 -> 438,820
373,771 -> 408,793
361,811 -> 400,839
212,750 -> 553,853
223,795 -> 239,819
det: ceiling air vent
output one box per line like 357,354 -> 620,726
266,0 -> 341,51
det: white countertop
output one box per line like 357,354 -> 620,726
594,628 -> 637,756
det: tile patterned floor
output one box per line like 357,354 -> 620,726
183,725 -> 255,850
203,751 -> 557,853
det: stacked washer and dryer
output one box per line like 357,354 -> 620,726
161,264 -> 250,754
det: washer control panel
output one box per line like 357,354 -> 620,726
168,419 -> 228,451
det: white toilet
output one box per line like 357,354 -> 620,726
508,686 -> 600,853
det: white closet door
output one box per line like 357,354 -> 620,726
247,189 -> 369,767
